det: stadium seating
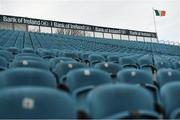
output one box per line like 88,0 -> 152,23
0,29 -> 179,119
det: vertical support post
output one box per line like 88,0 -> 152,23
143,37 -> 145,42
84,30 -> 86,37
111,33 -> 113,39
128,35 -> 130,41
120,34 -> 122,40
51,27 -> 53,34
152,8 -> 159,43
12,23 -> 15,31
26,24 -> 28,32
39,26 -> 41,33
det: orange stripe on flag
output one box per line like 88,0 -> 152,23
161,11 -> 166,16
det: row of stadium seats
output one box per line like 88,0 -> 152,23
0,29 -> 179,119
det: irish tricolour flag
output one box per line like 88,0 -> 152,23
154,10 -> 166,16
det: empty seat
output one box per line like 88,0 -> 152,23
175,61 -> 180,70
157,69 -> 180,87
65,68 -> 112,92
88,54 -> 105,66
155,61 -> 170,70
0,50 -> 14,62
138,56 -> 153,66
10,60 -> 50,70
0,87 -> 76,118
119,57 -> 138,68
138,55 -> 156,73
15,56 -> 44,62
0,56 -> 8,71
94,62 -> 122,78
63,52 -> 80,61
50,57 -> 76,70
39,49 -> 56,59
22,48 -> 35,53
7,47 -> 19,55
80,52 -> 91,63
160,82 -> 180,118
87,84 -> 159,119
107,55 -> 119,63
117,69 -> 153,85
54,61 -> 87,83
0,68 -> 57,88
117,69 -> 160,103
15,53 -> 40,58
65,68 -> 113,113
37,48 -> 55,58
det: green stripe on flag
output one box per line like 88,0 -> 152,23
154,10 -> 160,16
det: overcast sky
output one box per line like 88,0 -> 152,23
0,0 -> 179,43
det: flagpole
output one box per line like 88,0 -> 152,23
152,8 -> 159,43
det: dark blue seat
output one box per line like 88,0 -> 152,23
65,68 -> 112,114
88,54 -> 105,66
107,55 -> 119,63
7,47 -> 20,55
39,49 -> 56,59
50,57 -> 76,70
10,60 -> 50,70
138,55 -> 156,73
53,61 -> 87,83
155,61 -> 170,70
63,52 -> 80,61
0,50 -> 14,62
0,87 -> 76,118
22,48 -> 35,53
157,69 -> 180,87
65,68 -> 112,92
160,82 -> 180,118
87,84 -> 159,119
1,68 -> 57,88
94,62 -> 122,79
117,69 -> 153,85
119,57 -> 138,68
15,53 -> 40,58
175,61 -> 180,70
15,56 -> 44,62
0,56 -> 8,71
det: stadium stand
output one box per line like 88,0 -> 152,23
0,28 -> 179,119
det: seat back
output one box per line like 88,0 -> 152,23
157,69 -> 180,87
0,87 -> 76,118
117,69 -> 153,85
66,68 -> 112,92
87,84 -> 156,118
1,68 -> 57,88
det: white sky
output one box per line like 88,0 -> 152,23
0,0 -> 179,43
